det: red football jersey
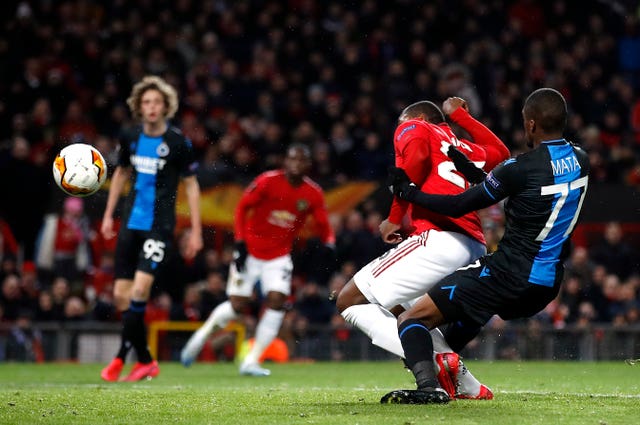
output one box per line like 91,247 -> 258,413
234,170 -> 335,260
388,107 -> 510,244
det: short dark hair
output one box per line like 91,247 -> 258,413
523,88 -> 567,134
287,143 -> 311,159
400,101 -> 445,124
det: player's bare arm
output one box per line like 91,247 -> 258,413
101,166 -> 131,240
379,218 -> 403,244
182,175 -> 203,260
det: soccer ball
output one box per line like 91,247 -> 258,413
52,143 -> 108,197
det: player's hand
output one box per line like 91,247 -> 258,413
446,145 -> 487,184
387,167 -> 418,202
184,230 -> 203,260
101,216 -> 116,240
324,242 -> 338,268
233,241 -> 248,273
379,219 -> 403,244
442,97 -> 469,116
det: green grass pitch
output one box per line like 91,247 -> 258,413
0,361 -> 639,424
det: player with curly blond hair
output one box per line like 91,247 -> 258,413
126,75 -> 179,120
100,75 -> 203,382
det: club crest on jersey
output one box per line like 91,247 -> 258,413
156,142 -> 170,157
296,199 -> 309,211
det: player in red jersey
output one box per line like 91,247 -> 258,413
181,144 -> 335,376
336,97 -> 509,399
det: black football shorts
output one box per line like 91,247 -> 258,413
114,227 -> 173,280
428,256 -> 561,326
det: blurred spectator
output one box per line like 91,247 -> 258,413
50,276 -> 70,321
293,282 -> 335,328
353,132 -> 390,181
0,219 -> 19,282
200,271 -> 228,318
0,137 -> 49,265
565,245 -> 595,282
35,197 -> 92,288
145,292 -> 172,323
335,210 -> 387,270
5,309 -> 44,362
34,290 -> 55,321
1,274 -> 29,321
590,222 -> 639,280
64,296 -> 87,321
171,283 -> 203,322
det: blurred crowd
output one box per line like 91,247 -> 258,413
0,1 -> 639,361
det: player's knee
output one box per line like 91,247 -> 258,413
131,286 -> 150,301
335,279 -> 363,313
397,310 -> 426,327
229,296 -> 249,313
113,293 -> 129,312
265,291 -> 286,310
397,311 -> 410,326
335,291 -> 349,313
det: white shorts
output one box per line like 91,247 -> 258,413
353,230 -> 486,309
226,254 -> 293,298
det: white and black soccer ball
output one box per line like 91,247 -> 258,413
52,143 -> 108,197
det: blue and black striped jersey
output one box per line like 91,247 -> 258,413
482,139 -> 589,287
117,125 -> 197,233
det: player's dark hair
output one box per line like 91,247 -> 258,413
287,143 -> 311,159
400,101 -> 445,124
523,88 -> 567,134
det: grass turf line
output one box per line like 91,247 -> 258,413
0,361 -> 638,425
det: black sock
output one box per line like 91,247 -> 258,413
440,320 -> 481,353
116,308 -> 132,360
398,319 -> 437,389
123,300 -> 152,364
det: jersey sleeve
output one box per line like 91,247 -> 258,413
388,123 -> 431,224
116,129 -> 133,168
449,107 -> 510,170
310,190 -> 336,245
179,137 -> 198,178
481,158 -> 523,201
233,176 -> 267,241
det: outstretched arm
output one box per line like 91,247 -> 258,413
387,167 -> 497,218
446,145 -> 487,184
444,97 -> 510,168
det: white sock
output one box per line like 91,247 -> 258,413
341,304 -> 404,358
430,327 -> 482,396
430,328 -> 452,352
456,358 -> 482,396
182,300 -> 239,362
202,300 -> 238,336
242,308 -> 285,366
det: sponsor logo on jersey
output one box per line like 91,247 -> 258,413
550,155 -> 580,176
268,210 -> 296,229
296,199 -> 309,212
130,155 -> 167,174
